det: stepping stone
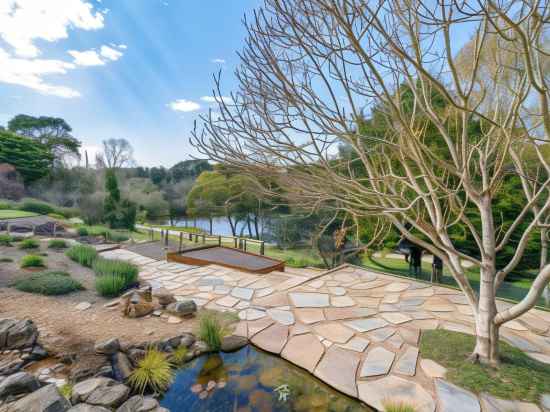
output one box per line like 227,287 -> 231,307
294,308 -> 326,324
289,293 -> 330,308
216,295 -> 240,308
385,282 -> 410,292
314,346 -> 360,397
442,322 -> 473,335
309,280 -> 324,289
247,317 -> 275,337
328,287 -> 346,296
324,307 -> 376,321
231,287 -> 254,300
503,320 -> 529,331
480,393 -> 541,412
314,323 -> 354,344
357,376 -> 435,412
337,336 -> 370,352
399,327 -> 421,345
387,333 -> 404,349
233,322 -> 248,337
423,303 -> 456,312
354,270 -> 378,281
382,294 -> 400,304
238,308 -> 266,321
400,298 -> 426,307
255,292 -> 290,307
435,379 -> 480,412
266,309 -> 295,326
346,318 -> 388,332
502,333 -> 541,353
360,347 -> 395,377
251,322 -> 289,354
403,288 -> 434,298
394,346 -> 419,376
235,301 -> 250,309
527,352 -> 550,365
420,359 -> 447,378
290,323 -> 310,336
255,288 -> 274,298
281,333 -> 325,372
330,296 -> 355,307
367,327 -> 396,342
381,312 -> 413,325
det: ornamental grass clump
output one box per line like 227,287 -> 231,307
0,234 -> 14,246
170,346 -> 188,366
20,254 -> 45,268
95,274 -> 127,297
13,271 -> 83,295
197,312 -> 227,351
128,348 -> 173,394
382,401 -> 417,412
92,258 -> 138,285
65,245 -> 98,267
18,238 -> 39,250
48,239 -> 68,249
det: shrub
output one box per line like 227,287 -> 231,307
0,234 -> 14,246
0,201 -> 13,210
13,271 -> 84,295
48,239 -> 68,249
18,239 -> 39,249
128,349 -> 173,394
20,254 -> 45,268
18,199 -> 55,215
197,312 -> 227,351
59,383 -> 73,399
170,346 -> 188,366
77,227 -> 89,237
106,231 -> 129,242
382,401 -> 417,412
47,213 -> 65,220
66,245 -> 97,267
92,258 -> 138,284
95,275 -> 127,297
57,207 -> 79,218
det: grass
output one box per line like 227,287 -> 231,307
0,210 -> 38,219
65,244 -> 98,267
95,274 -> 128,297
170,346 -> 188,366
419,330 -> 550,402
0,234 -> 14,246
128,348 -> 173,394
18,238 -> 39,249
197,312 -> 228,351
92,258 -> 138,284
75,225 -> 130,242
59,383 -> 73,400
382,401 -> 417,412
48,239 -> 68,249
20,254 -> 45,268
13,271 -> 84,295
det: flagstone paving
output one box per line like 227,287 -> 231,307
100,248 -> 550,411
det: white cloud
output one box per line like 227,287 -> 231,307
100,45 -> 123,61
68,49 -> 105,66
0,48 -> 80,98
200,95 -> 231,104
167,99 -> 201,112
117,44 -> 127,50
211,58 -> 226,64
0,0 -> 104,58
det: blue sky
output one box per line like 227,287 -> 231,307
0,0 -> 260,167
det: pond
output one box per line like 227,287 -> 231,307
160,345 -> 370,412
164,216 -> 273,238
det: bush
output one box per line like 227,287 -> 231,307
20,254 -> 45,268
13,271 -> 84,295
197,313 -> 227,351
128,349 -> 173,394
95,275 -> 127,297
0,234 -> 14,246
48,239 -> 68,249
66,245 -> 98,267
77,227 -> 89,236
18,239 -> 39,249
0,201 -> 13,210
92,258 -> 138,284
18,199 -> 55,215
106,231 -> 129,242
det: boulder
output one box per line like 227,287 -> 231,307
69,354 -> 111,383
8,384 -> 71,412
0,372 -> 40,399
152,288 -> 176,307
71,378 -> 111,404
71,377 -> 129,409
94,338 -> 120,355
30,344 -> 48,361
221,335 -> 248,353
116,395 -> 160,412
0,319 -> 38,350
68,404 -> 111,412
126,348 -> 145,366
166,301 -> 197,317
120,292 -> 154,319
179,333 -> 196,348
112,352 -> 133,381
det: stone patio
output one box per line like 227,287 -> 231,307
100,248 -> 550,411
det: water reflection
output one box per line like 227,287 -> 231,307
160,345 -> 370,412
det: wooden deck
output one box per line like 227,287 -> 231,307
167,245 -> 285,274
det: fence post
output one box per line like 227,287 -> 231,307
234,237 -> 238,248
179,232 -> 183,252
244,239 -> 247,252
6,222 -> 10,235
164,230 -> 169,246
218,235 -> 221,246
202,234 -> 206,244
260,241 -> 265,255
53,223 -> 57,238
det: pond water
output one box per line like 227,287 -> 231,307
160,345 -> 370,412
165,216 -> 272,238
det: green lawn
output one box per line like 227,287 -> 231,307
0,210 -> 38,219
420,330 -> 550,402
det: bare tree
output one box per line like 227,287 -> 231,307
98,138 -> 135,169
192,0 -> 550,365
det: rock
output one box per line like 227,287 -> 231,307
0,372 -> 40,399
420,359 -> 447,378
190,341 -> 209,355
162,335 -> 183,349
9,384 -> 71,412
221,335 -> 248,353
153,288 -> 176,307
94,338 -> 120,355
103,300 -> 120,308
112,352 -> 133,381
69,354 -> 111,383
126,348 -> 145,365
75,302 -> 92,311
120,292 -> 154,318
179,333 -> 195,348
30,345 -> 48,361
166,301 -> 197,317
540,394 -> 549,411
435,379 -> 480,412
68,404 -> 112,412
72,378 -> 111,404
72,377 -> 129,408
167,316 -> 182,324
116,395 -> 160,412
0,319 -> 38,350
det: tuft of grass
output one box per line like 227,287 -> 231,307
0,257 -> 13,262
95,275 -> 127,297
65,245 -> 97,267
128,348 -> 173,394
13,271 -> 83,295
419,330 -> 550,402
170,346 -> 188,366
0,234 -> 14,246
48,239 -> 68,249
382,400 -> 417,412
92,258 -> 138,284
18,238 -> 39,250
59,383 -> 73,399
20,254 -> 45,268
197,312 -> 228,351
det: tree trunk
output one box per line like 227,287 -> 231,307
541,229 -> 549,306
246,215 -> 253,238
227,214 -> 236,236
209,217 -> 213,235
471,288 -> 500,366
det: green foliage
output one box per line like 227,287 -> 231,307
170,346 -> 188,366
48,239 -> 68,249
92,258 -> 138,284
59,383 -> 73,400
0,234 -> 14,246
13,271 -> 83,295
128,349 -> 174,394
0,201 -> 14,210
103,170 -> 136,230
197,312 -> 227,351
77,227 -> 89,236
382,401 -> 417,412
420,330 -> 550,401
0,130 -> 53,182
107,231 -> 129,242
20,254 -> 45,268
18,199 -> 55,215
18,239 -> 39,249
95,274 -> 127,297
65,245 -> 98,267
